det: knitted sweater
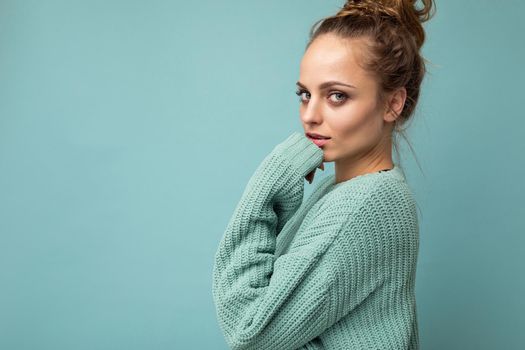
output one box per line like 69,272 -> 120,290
212,131 -> 419,350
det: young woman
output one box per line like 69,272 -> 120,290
212,1 -> 436,349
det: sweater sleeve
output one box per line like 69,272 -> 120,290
212,131 -> 371,349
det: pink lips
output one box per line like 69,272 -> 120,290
306,135 -> 330,147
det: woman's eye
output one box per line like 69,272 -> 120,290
295,89 -> 348,104
329,92 -> 347,103
295,89 -> 309,102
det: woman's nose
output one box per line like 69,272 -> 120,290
300,100 -> 323,124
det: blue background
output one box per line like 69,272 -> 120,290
1,0 -> 524,349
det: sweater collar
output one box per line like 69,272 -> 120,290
328,164 -> 405,191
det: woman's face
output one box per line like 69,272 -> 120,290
297,33 -> 398,165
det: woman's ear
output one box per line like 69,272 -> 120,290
384,87 -> 407,122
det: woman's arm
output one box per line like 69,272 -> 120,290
212,132 -> 389,349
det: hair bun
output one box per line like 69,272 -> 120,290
341,0 -> 402,21
338,0 -> 435,49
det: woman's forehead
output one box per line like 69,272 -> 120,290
300,35 -> 370,78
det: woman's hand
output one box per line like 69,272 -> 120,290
305,162 -> 324,184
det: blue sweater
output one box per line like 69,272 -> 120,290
212,131 -> 419,349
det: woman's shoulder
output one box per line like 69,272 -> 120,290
321,167 -> 417,217
312,170 -> 419,251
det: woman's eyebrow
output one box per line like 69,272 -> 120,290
296,80 -> 357,90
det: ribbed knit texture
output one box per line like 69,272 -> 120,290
212,131 -> 420,350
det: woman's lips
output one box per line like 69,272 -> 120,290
307,135 -> 330,147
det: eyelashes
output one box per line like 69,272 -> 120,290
295,89 -> 307,101
295,88 -> 349,105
